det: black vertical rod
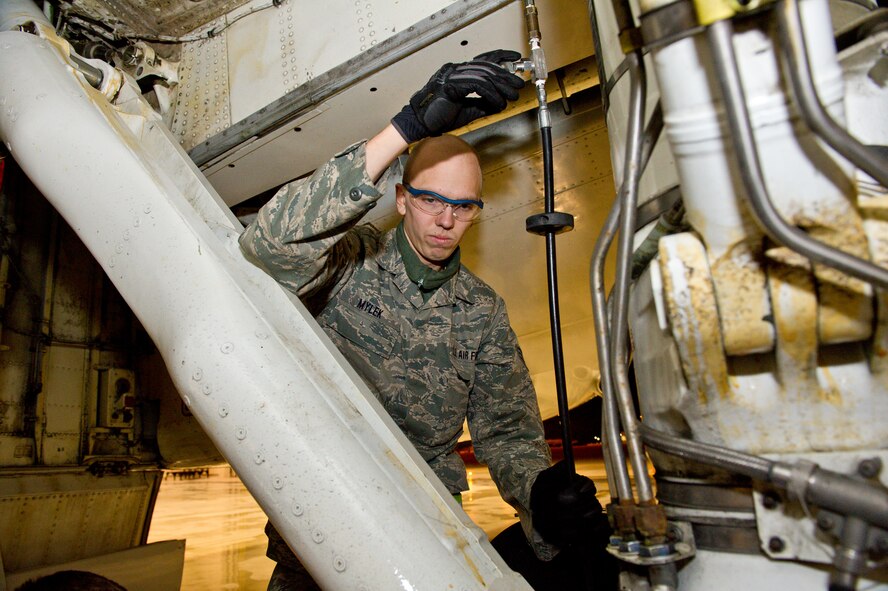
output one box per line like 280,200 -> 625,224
540,126 -> 576,475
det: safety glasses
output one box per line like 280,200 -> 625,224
402,183 -> 484,221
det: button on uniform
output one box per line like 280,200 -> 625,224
349,188 -> 362,201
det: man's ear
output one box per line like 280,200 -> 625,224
395,184 -> 407,216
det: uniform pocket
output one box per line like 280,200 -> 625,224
324,305 -> 395,359
449,335 -> 480,384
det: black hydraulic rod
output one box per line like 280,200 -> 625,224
522,0 -> 578,477
541,126 -> 576,475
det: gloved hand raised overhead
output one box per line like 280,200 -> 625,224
530,461 -> 612,550
391,49 -> 525,143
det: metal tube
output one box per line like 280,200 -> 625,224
641,423 -> 888,530
777,0 -> 888,190
609,50 -> 654,503
707,19 -> 888,290
639,424 -> 774,480
591,197 -> 632,500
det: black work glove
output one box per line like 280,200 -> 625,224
391,49 -> 524,143
530,461 -> 612,549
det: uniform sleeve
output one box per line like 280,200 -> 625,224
239,141 -> 399,296
466,296 -> 558,560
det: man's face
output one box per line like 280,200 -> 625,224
395,152 -> 481,270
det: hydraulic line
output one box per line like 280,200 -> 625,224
639,423 -> 888,530
540,128 -> 576,474
591,198 -> 632,501
521,0 -> 579,476
776,0 -> 888,190
591,103 -> 667,503
707,19 -> 888,290
609,50 -> 655,504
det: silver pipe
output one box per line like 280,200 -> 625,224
777,0 -> 888,190
639,424 -> 773,480
591,197 -> 632,501
609,50 -> 655,503
707,19 -> 888,290
641,423 -> 888,530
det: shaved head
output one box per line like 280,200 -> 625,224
403,135 -> 482,193
395,134 -> 482,269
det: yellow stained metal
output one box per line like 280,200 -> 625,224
864,215 -> 888,373
805,208 -> 874,344
658,233 -> 730,406
709,241 -> 774,355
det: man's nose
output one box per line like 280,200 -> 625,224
437,205 -> 456,228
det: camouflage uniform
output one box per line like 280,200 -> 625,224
240,141 -> 555,583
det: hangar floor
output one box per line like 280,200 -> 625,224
148,459 -> 615,590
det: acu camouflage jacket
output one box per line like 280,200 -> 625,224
239,140 -> 554,558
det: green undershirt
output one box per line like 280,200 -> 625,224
396,221 -> 460,301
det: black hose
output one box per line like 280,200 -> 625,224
540,125 -> 576,475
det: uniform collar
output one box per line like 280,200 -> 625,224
377,229 -> 475,306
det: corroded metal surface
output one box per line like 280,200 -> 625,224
63,0 -> 253,39
709,241 -> 774,356
658,232 -> 729,408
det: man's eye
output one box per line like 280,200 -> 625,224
455,203 -> 473,211
421,196 -> 439,205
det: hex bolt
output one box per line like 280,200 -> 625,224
817,513 -> 836,532
857,457 -> 882,479
769,536 -> 786,553
762,492 -> 781,510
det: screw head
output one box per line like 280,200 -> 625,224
762,492 -> 781,510
817,513 -> 836,532
858,457 -> 882,479
768,536 -> 786,553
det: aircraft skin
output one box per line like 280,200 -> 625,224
0,0 -> 886,589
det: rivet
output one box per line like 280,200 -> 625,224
254,453 -> 264,465
202,384 -> 212,395
292,502 -> 304,516
221,342 -> 234,354
333,556 -> 347,572
108,257 -> 116,268
192,369 -> 203,381
133,217 -> 141,227
312,529 -> 325,543
143,205 -> 152,214
218,406 -> 229,418
235,427 -> 247,440
272,476 -> 284,490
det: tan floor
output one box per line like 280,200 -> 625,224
147,459 -> 611,590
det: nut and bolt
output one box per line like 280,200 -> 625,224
768,536 -> 786,553
817,513 -> 836,532
762,492 -> 781,510
857,457 -> 882,479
